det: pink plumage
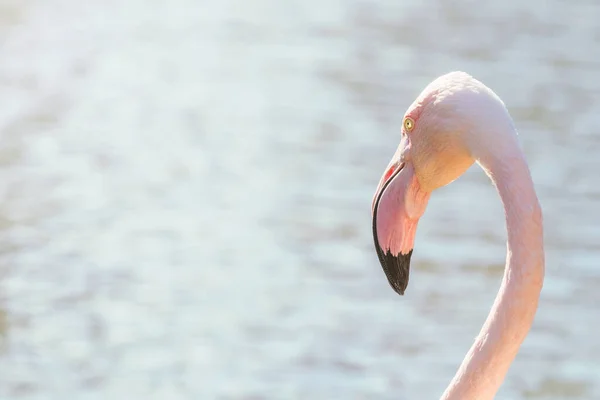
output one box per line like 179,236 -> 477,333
372,71 -> 544,400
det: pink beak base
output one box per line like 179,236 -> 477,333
372,162 -> 430,295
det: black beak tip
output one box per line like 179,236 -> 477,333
377,249 -> 413,296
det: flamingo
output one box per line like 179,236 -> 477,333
371,71 -> 545,400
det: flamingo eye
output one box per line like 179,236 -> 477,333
403,117 -> 415,132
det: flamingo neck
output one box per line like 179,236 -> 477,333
440,148 -> 545,400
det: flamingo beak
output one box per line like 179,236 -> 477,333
372,159 -> 430,295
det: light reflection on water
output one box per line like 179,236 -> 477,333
0,0 -> 599,399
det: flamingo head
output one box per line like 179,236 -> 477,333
372,71 -> 512,295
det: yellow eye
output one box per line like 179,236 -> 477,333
403,117 -> 415,132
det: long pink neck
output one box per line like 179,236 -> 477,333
440,149 -> 545,400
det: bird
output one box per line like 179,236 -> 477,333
371,71 -> 545,400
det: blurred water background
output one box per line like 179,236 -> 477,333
0,1 -> 599,399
